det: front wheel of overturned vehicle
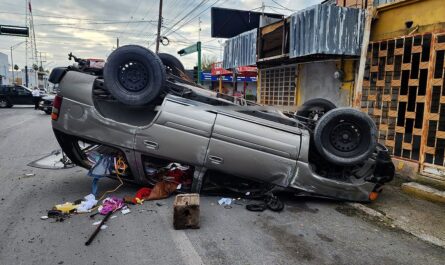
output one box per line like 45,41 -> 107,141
103,45 -> 166,106
158,53 -> 185,77
296,98 -> 336,122
313,107 -> 377,166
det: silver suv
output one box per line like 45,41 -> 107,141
49,45 -> 394,202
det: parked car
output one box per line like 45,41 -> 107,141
39,94 -> 55,114
0,85 -> 35,108
49,45 -> 394,202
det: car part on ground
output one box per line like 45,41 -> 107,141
50,45 -> 394,202
103,45 -> 166,106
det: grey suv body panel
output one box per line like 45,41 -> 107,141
52,71 -> 380,202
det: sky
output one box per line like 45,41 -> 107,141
0,0 -> 320,71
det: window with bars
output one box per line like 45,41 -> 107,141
259,66 -> 297,107
361,33 -> 445,169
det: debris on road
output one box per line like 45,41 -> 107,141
173,194 -> 200,230
121,207 -> 131,215
85,211 -> 113,246
218,197 -> 233,206
76,194 -> 97,213
98,197 -> 124,215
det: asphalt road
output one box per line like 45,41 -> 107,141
0,107 -> 444,265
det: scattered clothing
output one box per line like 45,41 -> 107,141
98,197 -> 124,215
77,194 -> 98,213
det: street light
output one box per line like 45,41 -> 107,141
10,41 -> 26,84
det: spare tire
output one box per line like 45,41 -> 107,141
313,107 -> 377,166
296,98 -> 336,121
104,45 -> 165,106
158,53 -> 185,76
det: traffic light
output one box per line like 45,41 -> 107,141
193,66 -> 198,83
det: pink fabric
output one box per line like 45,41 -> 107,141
99,197 -> 124,215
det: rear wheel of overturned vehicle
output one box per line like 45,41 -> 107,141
103,45 -> 166,106
296,98 -> 336,122
313,107 -> 377,166
158,53 -> 185,77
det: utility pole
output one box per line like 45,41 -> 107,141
116,37 -> 119,48
10,47 -> 14,83
155,0 -> 163,53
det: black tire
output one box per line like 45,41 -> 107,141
45,109 -> 52,115
103,45 -> 166,106
0,98 -> 10,108
296,98 -> 336,121
313,107 -> 377,166
158,53 -> 185,76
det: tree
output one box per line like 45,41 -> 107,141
201,54 -> 217,71
14,64 -> 19,71
32,64 -> 38,71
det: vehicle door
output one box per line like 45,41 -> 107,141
204,113 -> 301,186
134,98 -> 216,166
14,86 -> 34,104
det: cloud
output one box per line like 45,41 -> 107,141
0,0 -> 321,71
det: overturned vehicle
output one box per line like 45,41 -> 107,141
49,45 -> 394,202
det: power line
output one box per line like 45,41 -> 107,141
35,20 -> 157,26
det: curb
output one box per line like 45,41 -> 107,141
401,182 -> 445,204
347,202 -> 445,249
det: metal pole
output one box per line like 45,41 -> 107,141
197,41 -> 202,85
116,37 -> 119,48
155,0 -> 163,53
10,47 -> 14,84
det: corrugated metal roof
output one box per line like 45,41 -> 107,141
289,4 -> 365,58
222,28 -> 257,69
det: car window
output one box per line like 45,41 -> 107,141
16,87 -> 31,95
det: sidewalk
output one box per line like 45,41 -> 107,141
349,180 -> 445,248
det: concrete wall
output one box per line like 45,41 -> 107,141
298,61 -> 350,107
371,0 -> 445,41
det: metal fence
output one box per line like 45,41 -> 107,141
288,4 -> 365,58
223,28 -> 257,69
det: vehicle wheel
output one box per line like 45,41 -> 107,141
296,98 -> 336,121
0,98 -> 10,108
158,53 -> 185,76
103,45 -> 166,106
313,107 -> 377,166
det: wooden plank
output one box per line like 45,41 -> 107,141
427,113 -> 439,120
379,50 -> 387,57
376,79 -> 385,87
396,126 -> 405,133
435,43 -> 445,51
408,79 -> 419,86
440,96 -> 445,104
374,108 -> 382,116
394,48 -> 403,55
368,94 -> 376,101
424,146 -> 436,154
383,95 -> 392,101
391,79 -> 401,86
432,79 -> 442,86
416,96 -> 425,103
412,46 -> 422,53
403,142 -> 412,150
420,62 -> 429,69
436,131 -> 445,139
371,65 -> 379,72
405,112 -> 416,119
379,124 -> 388,131
261,21 -> 284,36
402,63 -> 411,70
385,139 -> 395,147
389,110 -> 398,117
399,95 -> 408,102
385,64 -> 394,71
413,128 -> 422,135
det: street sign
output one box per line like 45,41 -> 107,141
177,42 -> 200,56
0,25 -> 29,37
177,42 -> 202,84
